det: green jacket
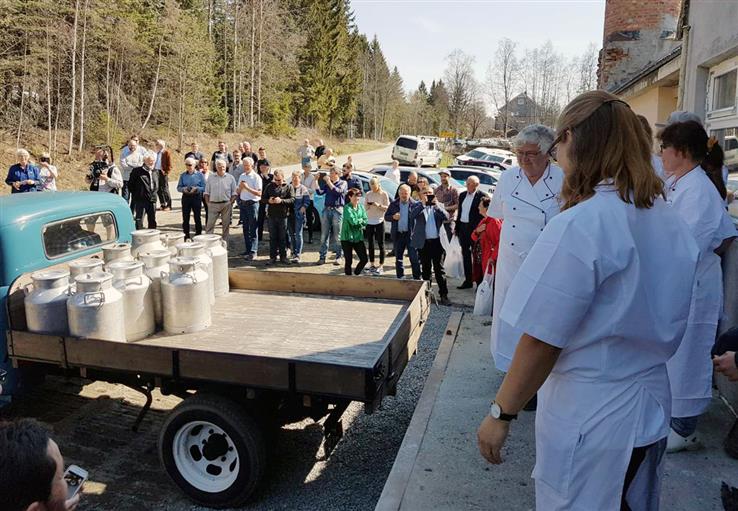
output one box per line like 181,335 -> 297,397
340,203 -> 368,242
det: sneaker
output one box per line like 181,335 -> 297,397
280,257 -> 291,265
292,256 -> 301,264
317,257 -> 326,265
333,257 -> 342,266
363,267 -> 376,275
266,258 -> 277,266
243,254 -> 254,261
375,267 -> 383,275
666,428 -> 702,453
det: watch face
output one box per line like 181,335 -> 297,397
490,402 -> 501,419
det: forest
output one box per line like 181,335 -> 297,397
0,0 -> 598,155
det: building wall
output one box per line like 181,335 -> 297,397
626,86 -> 677,150
599,0 -> 682,91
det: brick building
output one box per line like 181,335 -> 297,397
598,0 -> 682,92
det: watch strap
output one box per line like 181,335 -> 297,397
492,400 -> 518,421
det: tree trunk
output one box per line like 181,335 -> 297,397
53,57 -> 61,156
115,56 -> 123,128
46,25 -> 53,151
249,0 -> 255,127
77,0 -> 90,151
105,42 -> 112,144
178,53 -> 185,152
16,36 -> 28,149
67,0 -> 81,155
232,2 -> 238,131
257,0 -> 263,124
140,38 -> 164,132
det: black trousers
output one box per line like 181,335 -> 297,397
419,238 -> 448,297
133,199 -> 157,229
181,194 -> 202,239
258,202 -> 268,240
457,221 -> 474,284
306,200 -> 319,242
366,223 -> 385,264
341,240 -> 368,275
268,215 -> 288,260
157,171 -> 171,208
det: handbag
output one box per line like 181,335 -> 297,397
473,262 -> 495,316
441,228 -> 465,280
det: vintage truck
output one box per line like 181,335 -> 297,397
0,192 -> 430,508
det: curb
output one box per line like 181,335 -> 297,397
375,311 -> 464,511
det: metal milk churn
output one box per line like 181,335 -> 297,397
161,256 -> 211,334
67,271 -> 125,342
24,269 -> 71,335
107,260 -> 155,341
102,243 -> 133,266
193,234 -> 229,297
130,229 -> 165,258
162,232 -> 185,256
68,258 -> 104,285
138,249 -> 170,327
177,242 -> 215,305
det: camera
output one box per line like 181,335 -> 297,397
88,160 -> 108,190
40,157 -> 50,163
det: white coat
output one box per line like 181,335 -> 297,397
664,167 -> 736,418
500,184 -> 699,510
488,163 -> 564,371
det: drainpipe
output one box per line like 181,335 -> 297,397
676,27 -> 691,110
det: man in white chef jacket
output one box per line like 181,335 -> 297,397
488,125 -> 564,377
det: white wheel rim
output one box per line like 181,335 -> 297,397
172,420 -> 240,493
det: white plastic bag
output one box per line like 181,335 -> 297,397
473,264 -> 495,316
442,230 -> 464,280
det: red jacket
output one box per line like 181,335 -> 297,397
471,216 -> 502,272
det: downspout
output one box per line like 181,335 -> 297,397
676,25 -> 690,110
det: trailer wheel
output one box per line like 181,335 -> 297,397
159,393 -> 266,508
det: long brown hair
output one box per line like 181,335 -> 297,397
557,91 -> 664,211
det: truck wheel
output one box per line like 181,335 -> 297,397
159,393 -> 266,508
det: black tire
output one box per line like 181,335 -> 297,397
159,393 -> 266,508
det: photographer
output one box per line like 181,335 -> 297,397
411,189 -> 450,305
38,153 -> 58,191
177,157 -> 206,239
86,147 -> 122,194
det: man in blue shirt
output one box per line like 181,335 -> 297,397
177,157 -> 207,239
385,184 -> 422,279
5,149 -> 41,193
315,167 -> 348,265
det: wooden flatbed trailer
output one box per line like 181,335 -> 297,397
6,269 -> 430,508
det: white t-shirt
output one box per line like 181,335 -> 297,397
238,171 -> 262,201
387,167 -> 401,184
460,192 -> 475,223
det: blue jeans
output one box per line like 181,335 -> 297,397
671,415 -> 699,437
240,201 -> 259,256
290,210 -> 305,257
393,232 -> 420,279
319,207 -> 343,259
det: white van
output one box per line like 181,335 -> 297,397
725,135 -> 738,171
392,135 -> 442,167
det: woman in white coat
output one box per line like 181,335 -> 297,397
658,120 -> 736,452
477,91 -> 700,510
488,125 -> 564,375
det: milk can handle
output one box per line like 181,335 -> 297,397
83,291 -> 106,308
23,283 -> 34,295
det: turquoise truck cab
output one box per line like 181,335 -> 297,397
0,192 -> 134,400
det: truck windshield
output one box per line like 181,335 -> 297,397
43,213 -> 117,259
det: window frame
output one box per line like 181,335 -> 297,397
709,68 -> 738,117
42,211 -> 118,260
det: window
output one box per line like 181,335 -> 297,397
395,137 -> 418,150
428,142 -> 435,151
517,98 -> 525,105
466,150 -> 486,159
713,70 -> 737,110
43,213 -> 117,259
477,174 -> 497,185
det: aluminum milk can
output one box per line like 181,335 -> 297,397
131,229 -> 165,258
138,249 -> 170,327
68,258 -> 104,285
193,234 -> 230,297
161,256 -> 211,334
24,269 -> 71,335
68,271 -> 125,342
102,243 -> 133,266
107,260 -> 155,341
177,242 -> 215,305
162,232 -> 185,256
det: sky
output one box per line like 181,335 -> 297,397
351,0 -> 606,94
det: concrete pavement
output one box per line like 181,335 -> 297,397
376,312 -> 738,511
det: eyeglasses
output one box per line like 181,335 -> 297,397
515,150 -> 542,159
547,131 -> 566,160
185,164 -> 194,167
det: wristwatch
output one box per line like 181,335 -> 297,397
490,401 -> 517,421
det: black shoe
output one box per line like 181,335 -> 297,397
457,281 -> 473,289
266,258 -> 276,266
523,394 -> 537,412
438,296 -> 451,306
280,257 -> 290,265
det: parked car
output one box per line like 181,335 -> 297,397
312,171 -> 398,233
445,166 -> 498,196
725,135 -> 738,172
391,135 -> 442,167
370,166 -> 445,189
455,147 -> 516,168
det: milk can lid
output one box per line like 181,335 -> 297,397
31,268 -> 70,281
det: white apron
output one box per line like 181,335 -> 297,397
489,164 -> 564,371
500,186 -> 699,510
664,167 -> 736,417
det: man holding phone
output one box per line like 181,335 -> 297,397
177,157 -> 206,239
411,190 -> 451,305
0,418 -> 83,510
